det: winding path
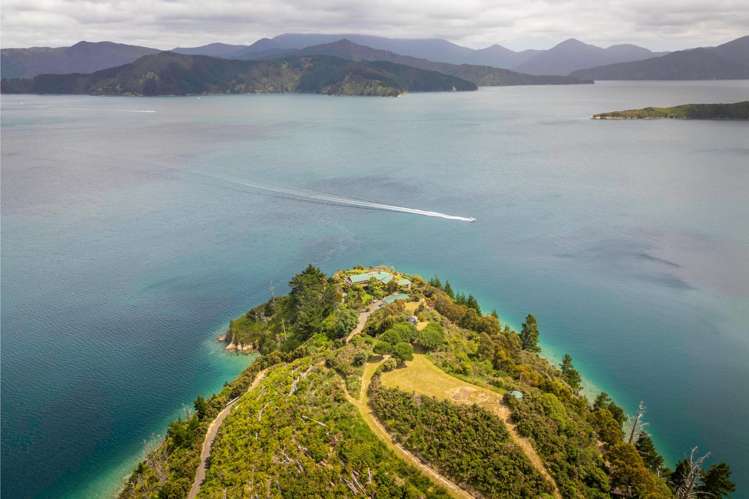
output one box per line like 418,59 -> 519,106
345,299 -> 383,344
344,360 -> 473,499
187,368 -> 268,499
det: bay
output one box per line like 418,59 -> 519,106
2,81 -> 748,498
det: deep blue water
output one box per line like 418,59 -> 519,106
2,82 -> 748,498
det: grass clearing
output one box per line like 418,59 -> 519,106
381,354 -> 506,405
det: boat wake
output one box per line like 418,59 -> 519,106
194,172 -> 476,223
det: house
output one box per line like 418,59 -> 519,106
347,270 -> 394,285
383,293 -> 409,305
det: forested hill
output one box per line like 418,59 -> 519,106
0,52 -> 477,97
119,265 -> 736,498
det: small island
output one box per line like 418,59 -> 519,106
120,265 -> 735,499
593,101 -> 749,120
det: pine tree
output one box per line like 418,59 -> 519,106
193,396 -> 207,420
698,463 -> 735,498
444,281 -> 455,299
466,294 -> 481,315
520,314 -> 540,351
636,433 -> 665,475
560,353 -> 582,391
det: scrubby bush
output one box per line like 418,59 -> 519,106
392,342 -> 414,364
414,322 -> 445,351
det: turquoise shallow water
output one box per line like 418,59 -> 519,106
2,82 -> 748,498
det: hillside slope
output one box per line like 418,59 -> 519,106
1,52 -> 477,97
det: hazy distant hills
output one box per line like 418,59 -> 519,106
1,41 -> 158,79
245,39 -> 589,86
172,43 -> 249,58
513,39 -> 666,75
1,52 -> 477,96
236,33 -> 663,74
571,36 -> 749,80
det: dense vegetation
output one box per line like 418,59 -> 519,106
120,265 -> 735,498
369,382 -> 553,497
593,101 -> 749,120
200,357 -> 448,498
0,52 -> 477,96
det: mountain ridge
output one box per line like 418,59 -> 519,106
570,35 -> 749,80
243,39 -> 591,86
1,51 -> 478,96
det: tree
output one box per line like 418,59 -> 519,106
698,463 -> 735,498
289,265 -> 334,338
636,433 -> 665,475
520,314 -> 540,351
698,463 -> 736,497
392,342 -> 414,364
560,354 -> 582,391
321,306 -> 357,339
193,396 -> 207,420
671,447 -> 710,499
414,323 -> 445,351
443,281 -> 455,299
429,276 -> 442,288
593,392 -> 626,427
608,442 -> 672,497
627,401 -> 647,445
465,294 -> 481,314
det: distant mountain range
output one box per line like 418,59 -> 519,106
2,34 -> 747,84
1,52 -> 478,97
1,41 -> 158,79
571,36 -> 749,80
231,33 -> 665,75
241,39 -> 588,86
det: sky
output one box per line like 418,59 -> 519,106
2,0 -> 747,51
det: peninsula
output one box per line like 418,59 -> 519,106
593,101 -> 749,120
120,266 -> 735,498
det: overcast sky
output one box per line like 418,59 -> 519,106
2,0 -> 747,51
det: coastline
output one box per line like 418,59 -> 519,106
74,332 -> 256,499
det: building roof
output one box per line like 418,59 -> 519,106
348,270 -> 394,284
383,293 -> 409,304
396,277 -> 412,286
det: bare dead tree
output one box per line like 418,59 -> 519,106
627,400 -> 648,444
675,447 -> 710,499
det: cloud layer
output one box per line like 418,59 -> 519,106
2,0 -> 747,50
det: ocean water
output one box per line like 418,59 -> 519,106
2,82 -> 748,498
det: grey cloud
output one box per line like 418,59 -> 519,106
1,0 -> 747,50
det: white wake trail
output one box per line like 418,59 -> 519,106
196,173 -> 476,223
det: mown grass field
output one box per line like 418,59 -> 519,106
381,354 -> 506,404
